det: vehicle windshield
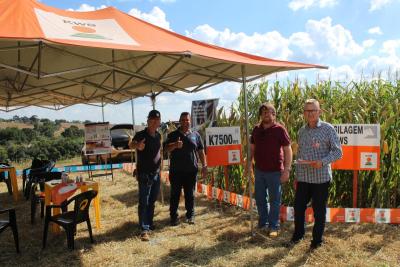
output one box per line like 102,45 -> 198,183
110,128 -> 132,138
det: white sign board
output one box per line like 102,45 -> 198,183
205,127 -> 241,146
332,124 -> 380,170
334,124 -> 380,146
84,123 -> 111,155
205,127 -> 241,166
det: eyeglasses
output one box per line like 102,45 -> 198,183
304,109 -> 319,114
261,110 -> 276,115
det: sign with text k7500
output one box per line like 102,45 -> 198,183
331,124 -> 380,170
205,127 -> 242,167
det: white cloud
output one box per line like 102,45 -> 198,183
288,0 -> 338,11
369,0 -> 393,11
149,0 -> 177,2
317,65 -> 356,81
355,56 -> 400,78
128,6 -> 171,30
380,39 -> 400,57
336,40 -> 400,79
363,39 -> 376,48
290,17 -> 364,59
368,26 -> 383,35
186,24 -> 292,60
289,32 -> 319,58
186,17 -> 363,65
67,4 -> 107,12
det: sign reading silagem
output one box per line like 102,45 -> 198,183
332,124 -> 380,170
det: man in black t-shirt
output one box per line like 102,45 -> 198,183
164,112 -> 207,226
129,110 -> 162,241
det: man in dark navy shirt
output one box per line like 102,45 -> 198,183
129,109 -> 162,241
250,103 -> 292,237
164,112 -> 207,226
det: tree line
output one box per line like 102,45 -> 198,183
0,117 -> 86,163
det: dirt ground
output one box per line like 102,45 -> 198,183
1,168 -> 399,266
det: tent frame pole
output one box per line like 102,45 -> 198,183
101,98 -> 105,122
241,65 -> 254,236
130,97 -> 137,177
37,41 -> 42,79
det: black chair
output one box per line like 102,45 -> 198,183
30,172 -> 62,224
43,190 -> 98,250
23,159 -> 55,199
0,162 -> 12,195
0,208 -> 20,253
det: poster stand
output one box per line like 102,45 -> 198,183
86,154 -> 114,181
84,122 -> 113,181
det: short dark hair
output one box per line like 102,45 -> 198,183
179,112 -> 190,120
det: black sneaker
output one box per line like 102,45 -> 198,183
170,218 -> 180,226
186,217 -> 195,225
284,237 -> 303,248
309,241 -> 322,251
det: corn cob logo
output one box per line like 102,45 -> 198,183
71,25 -> 111,40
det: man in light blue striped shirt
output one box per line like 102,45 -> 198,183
289,99 -> 342,250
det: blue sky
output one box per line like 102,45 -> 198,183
2,0 -> 400,124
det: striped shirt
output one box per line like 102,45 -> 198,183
296,120 -> 342,184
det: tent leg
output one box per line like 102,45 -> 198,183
151,92 -> 156,110
241,65 -> 254,236
130,98 -> 136,175
101,98 -> 105,122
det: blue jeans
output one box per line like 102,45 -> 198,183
138,172 -> 160,231
254,169 -> 281,230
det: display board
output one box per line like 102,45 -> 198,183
205,127 -> 241,166
331,124 -> 380,170
84,122 -> 112,155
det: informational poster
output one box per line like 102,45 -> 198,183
205,127 -> 241,166
84,122 -> 112,155
191,99 -> 219,131
331,124 -> 380,170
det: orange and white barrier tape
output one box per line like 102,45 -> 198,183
194,182 -> 400,224
122,164 -> 400,224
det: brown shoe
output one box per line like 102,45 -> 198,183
269,230 -> 279,238
140,231 -> 150,241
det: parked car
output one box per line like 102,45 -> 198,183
81,124 -> 144,165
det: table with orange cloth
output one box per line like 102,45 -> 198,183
44,180 -> 101,233
0,166 -> 19,201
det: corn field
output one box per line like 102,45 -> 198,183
207,79 -> 400,208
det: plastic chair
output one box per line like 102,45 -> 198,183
30,172 -> 62,224
0,162 -> 12,195
43,190 -> 98,250
23,159 -> 55,199
0,208 -> 20,253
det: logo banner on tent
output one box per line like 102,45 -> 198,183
35,8 -> 139,46
191,99 -> 219,131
